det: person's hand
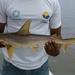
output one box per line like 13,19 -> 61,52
0,40 -> 5,48
44,35 -> 61,57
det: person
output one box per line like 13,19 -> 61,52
0,0 -> 62,75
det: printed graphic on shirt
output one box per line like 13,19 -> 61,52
12,10 -> 20,17
42,11 -> 49,19
6,0 -> 53,20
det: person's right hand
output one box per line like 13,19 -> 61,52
0,40 -> 5,48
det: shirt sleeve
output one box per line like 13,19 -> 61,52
49,0 -> 62,29
0,0 -> 7,23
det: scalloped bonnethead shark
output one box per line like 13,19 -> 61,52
0,19 -> 75,58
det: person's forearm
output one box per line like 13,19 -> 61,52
0,23 -> 6,47
50,26 -> 62,39
0,23 -> 6,33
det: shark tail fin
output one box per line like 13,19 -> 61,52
61,44 -> 69,53
17,19 -> 31,35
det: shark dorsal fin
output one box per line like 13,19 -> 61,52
17,19 -> 31,34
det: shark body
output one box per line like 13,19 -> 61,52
0,19 -> 75,58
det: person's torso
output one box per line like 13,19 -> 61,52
4,0 -> 53,34
3,0 -> 54,70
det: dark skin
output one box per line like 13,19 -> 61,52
0,23 -> 6,47
0,23 -> 62,57
44,26 -> 62,56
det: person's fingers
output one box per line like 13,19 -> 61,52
44,42 -> 52,55
0,43 -> 5,48
52,40 -> 59,50
44,40 -> 60,56
49,41 -> 56,51
0,40 -> 5,47
49,41 -> 58,55
44,42 -> 51,51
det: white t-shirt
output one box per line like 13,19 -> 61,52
0,0 -> 61,70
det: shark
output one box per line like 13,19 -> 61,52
0,19 -> 75,58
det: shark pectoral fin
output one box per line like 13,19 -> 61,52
6,45 -> 14,58
17,19 -> 31,35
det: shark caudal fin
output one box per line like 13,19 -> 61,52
61,44 -> 69,53
17,19 -> 31,34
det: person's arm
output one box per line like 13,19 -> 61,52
44,0 -> 62,56
0,0 -> 7,47
0,23 -> 6,47
50,26 -> 61,38
0,23 -> 6,33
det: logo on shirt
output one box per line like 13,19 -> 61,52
42,11 -> 49,19
12,10 -> 20,17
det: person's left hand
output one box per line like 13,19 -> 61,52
44,35 -> 61,57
